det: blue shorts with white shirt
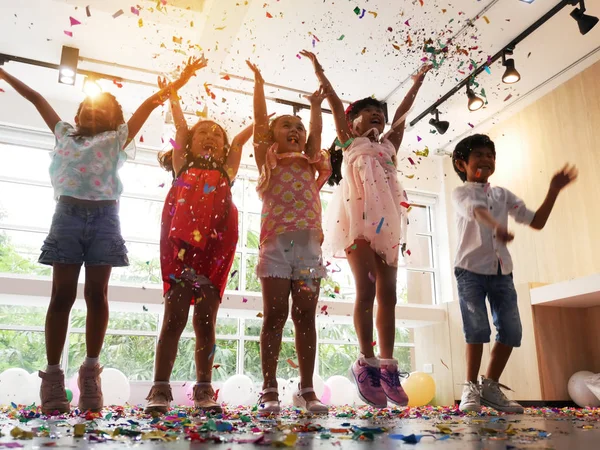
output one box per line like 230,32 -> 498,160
452,182 -> 535,348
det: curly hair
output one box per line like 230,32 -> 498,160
158,120 -> 230,174
452,134 -> 496,182
345,97 -> 387,129
72,92 -> 125,137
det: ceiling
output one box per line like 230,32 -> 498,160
1,0 -> 599,153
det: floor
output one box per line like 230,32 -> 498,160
1,405 -> 599,450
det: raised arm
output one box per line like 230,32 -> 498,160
386,65 -> 432,151
300,50 -> 352,146
0,67 -> 61,132
529,164 -> 578,230
158,76 -> 189,177
224,121 -> 253,181
304,87 -> 326,157
247,61 -> 270,172
127,56 -> 207,147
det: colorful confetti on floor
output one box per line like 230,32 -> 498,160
1,405 -> 600,448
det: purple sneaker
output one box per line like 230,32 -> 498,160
380,359 -> 409,407
350,357 -> 387,408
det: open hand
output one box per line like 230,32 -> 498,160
550,164 -> 578,193
171,55 -> 208,89
299,50 -> 323,72
246,60 -> 265,85
412,64 -> 433,82
304,86 -> 327,105
494,225 -> 514,243
157,76 -> 169,90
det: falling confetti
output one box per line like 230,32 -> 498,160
375,217 -> 384,234
286,359 -> 299,369
69,17 -> 81,26
112,9 -> 124,19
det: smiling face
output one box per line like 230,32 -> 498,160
189,121 -> 227,162
74,94 -> 122,135
455,146 -> 496,182
351,105 -> 386,136
271,115 -> 307,153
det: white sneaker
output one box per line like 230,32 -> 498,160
459,381 -> 481,412
480,376 -> 524,413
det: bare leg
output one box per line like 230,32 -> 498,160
83,266 -> 111,358
259,277 -> 291,402
486,342 -> 513,382
45,263 -> 81,365
345,240 -> 378,358
153,283 -> 193,381
192,285 -> 221,382
466,343 -> 484,383
291,278 -> 320,402
373,257 -> 398,359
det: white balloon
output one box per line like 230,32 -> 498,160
221,375 -> 253,406
279,378 -> 297,405
100,368 -> 130,406
26,372 -> 42,406
568,371 -> 600,407
326,376 -> 355,406
0,368 -> 31,406
585,374 -> 600,402
312,374 -> 325,399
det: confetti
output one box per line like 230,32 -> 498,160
69,17 -> 81,26
504,94 -> 513,102
112,9 -> 124,19
417,136 -> 422,142
138,18 -> 143,27
242,297 -> 248,303
177,249 -> 186,261
408,157 -> 415,165
169,138 -> 180,150
208,344 -> 216,359
337,35 -> 345,40
353,6 -> 361,15
368,11 -> 378,18
266,12 -> 273,18
286,359 -> 299,369
400,202 -> 411,208
468,123 -> 475,128
230,270 -> 238,278
484,66 -> 491,74
415,147 -> 429,157
368,272 -> 375,283
375,217 -> 384,234
203,183 -> 216,194
221,74 -> 231,80
192,230 -> 202,242
85,5 -> 91,17
131,6 -> 140,15
483,16 -> 490,24
359,9 -> 366,19
371,341 -> 376,347
64,30 -> 73,37
256,312 -> 263,318
404,19 -> 410,26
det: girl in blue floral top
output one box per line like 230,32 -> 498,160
0,57 -> 205,415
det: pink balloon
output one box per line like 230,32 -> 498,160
68,375 -> 80,406
321,383 -> 331,405
184,382 -> 195,406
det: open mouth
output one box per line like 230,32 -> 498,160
370,117 -> 382,125
287,136 -> 299,144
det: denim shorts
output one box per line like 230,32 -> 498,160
257,230 -> 327,280
454,267 -> 522,347
39,201 -> 129,267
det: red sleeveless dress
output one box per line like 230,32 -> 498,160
160,157 -> 238,301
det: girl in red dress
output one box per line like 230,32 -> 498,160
145,69 -> 252,413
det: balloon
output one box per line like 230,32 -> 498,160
220,375 -> 253,406
68,374 -> 80,406
185,382 -> 195,406
312,374 -> 325,399
321,383 -> 331,405
279,378 -> 296,405
100,368 -> 130,406
0,368 -> 31,405
26,372 -> 42,406
585,374 -> 600,402
65,389 -> 73,402
401,371 -> 436,407
325,375 -> 355,406
568,371 -> 600,407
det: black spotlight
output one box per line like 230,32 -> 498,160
502,49 -> 521,84
58,46 -> 79,85
429,109 -> 449,135
570,0 -> 599,35
466,86 -> 484,112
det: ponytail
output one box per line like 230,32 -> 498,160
327,139 -> 343,186
158,149 -> 174,173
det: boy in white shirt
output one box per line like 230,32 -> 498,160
452,134 -> 577,413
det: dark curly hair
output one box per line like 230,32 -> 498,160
72,92 -> 125,137
452,134 -> 496,182
327,97 -> 387,186
158,120 -> 230,174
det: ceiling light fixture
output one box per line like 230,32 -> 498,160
569,0 -> 599,35
58,46 -> 79,86
467,86 -> 484,112
83,76 -> 102,98
429,110 -> 449,134
501,48 -> 521,84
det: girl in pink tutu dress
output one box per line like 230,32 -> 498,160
301,50 -> 431,409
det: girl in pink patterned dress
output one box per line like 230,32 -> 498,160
247,61 -> 331,415
301,50 -> 431,409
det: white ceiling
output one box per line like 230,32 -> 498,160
1,0 -> 599,153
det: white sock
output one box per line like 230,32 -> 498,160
359,354 -> 380,367
45,364 -> 61,373
153,381 -> 170,387
83,357 -> 99,367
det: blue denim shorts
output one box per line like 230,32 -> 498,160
454,267 -> 522,347
39,201 -> 129,267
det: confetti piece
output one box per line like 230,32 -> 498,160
417,136 -> 422,142
375,217 -> 384,234
85,5 -> 91,17
404,19 -> 410,26
0,89 -> 4,93
192,230 -> 202,242
286,359 -> 299,369
266,12 -> 273,18
415,147 -> 429,157
208,344 -> 216,359
321,305 -> 328,314
169,138 -> 180,150
468,123 -> 474,128
359,9 -> 366,19
406,249 -> 411,256
69,16 -> 81,26
139,135 -> 144,143
368,11 -> 378,18
338,35 -> 345,40
371,341 -> 376,346
131,6 -> 140,15
408,157 -> 415,165
483,16 -> 490,24
400,202 -> 411,208
113,79 -> 123,88
353,6 -> 361,15
73,424 -> 86,438
64,30 -> 73,37
112,9 -> 124,19
172,36 -> 182,44
504,94 -> 513,102
242,297 -> 248,303
204,83 -> 216,100
418,0 -> 424,6
138,18 -> 143,27
221,75 -> 230,80
256,312 -> 263,318
368,272 -> 375,283
203,184 -> 216,194
230,270 -> 238,278
484,66 -> 491,75
177,249 -> 186,261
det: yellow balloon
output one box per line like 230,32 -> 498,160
401,371 -> 436,407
